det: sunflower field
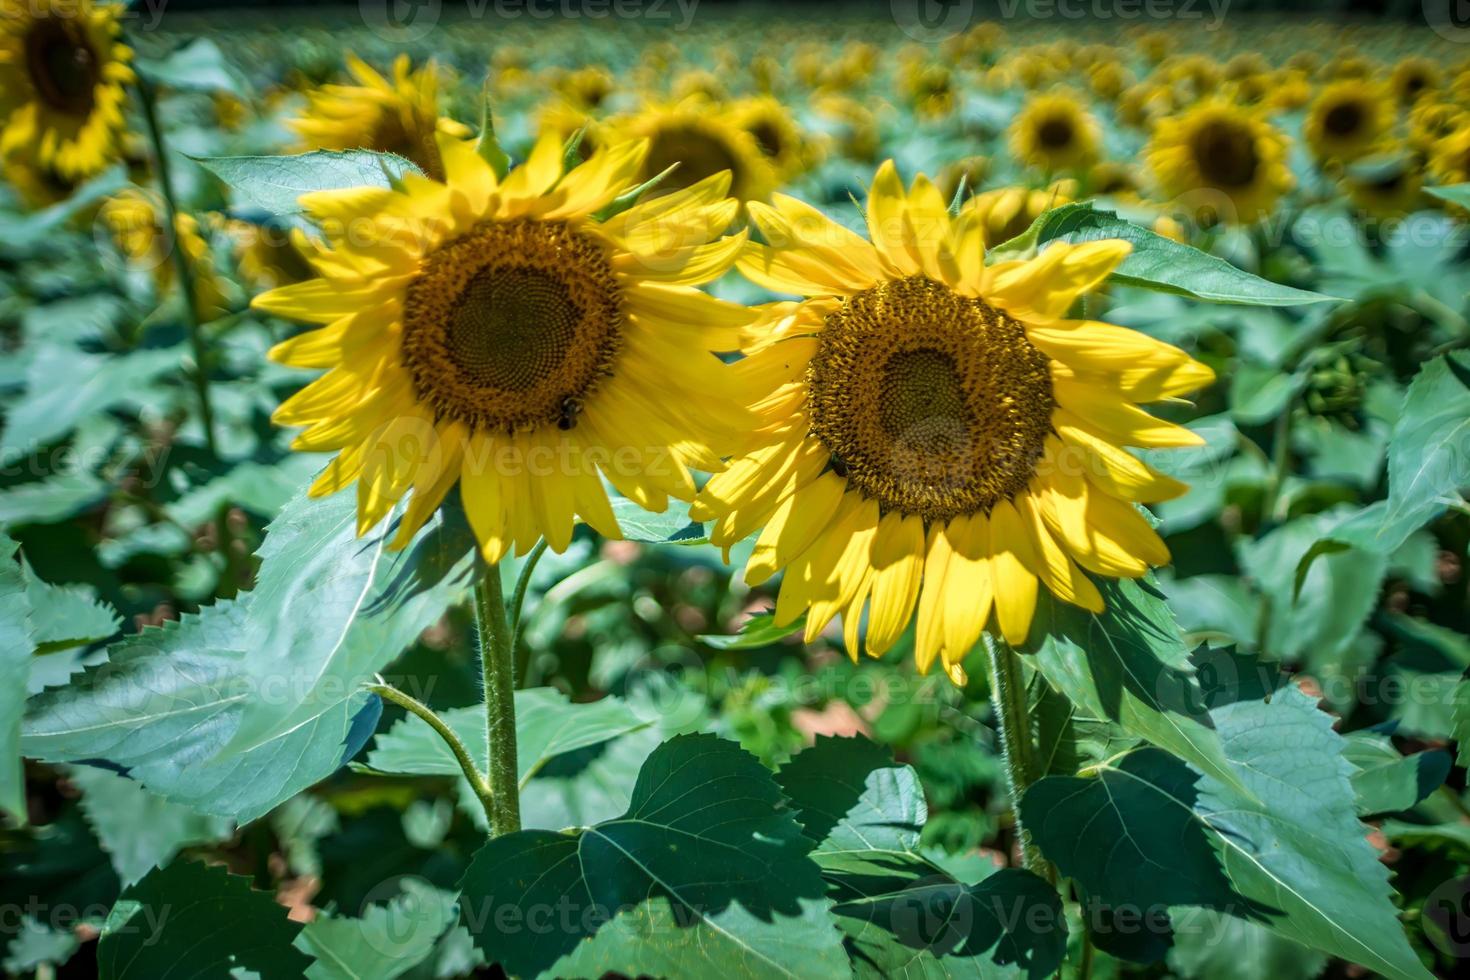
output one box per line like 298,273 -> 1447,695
2,0 -> 1470,977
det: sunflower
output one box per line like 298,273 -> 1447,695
2,155 -> 82,210
1304,80 -> 1392,165
729,96 -> 814,184
605,98 -> 778,204
101,189 -> 229,320
1391,57 -> 1441,105
1146,100 -> 1293,225
1344,156 -> 1425,220
0,0 -> 134,181
1409,101 -> 1463,157
968,182 -> 1074,248
1429,125 -> 1470,187
1008,92 -> 1101,174
697,163 -> 1211,679
253,133 -> 752,559
288,53 -> 469,180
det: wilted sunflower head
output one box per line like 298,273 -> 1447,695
607,98 -> 778,204
1008,92 -> 1102,173
253,132 -> 754,561
288,53 -> 469,180
1147,100 -> 1293,226
1305,80 -> 1391,165
0,0 -> 134,182
701,162 -> 1212,680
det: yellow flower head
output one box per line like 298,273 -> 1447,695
605,98 -> 779,205
1391,57 -> 1441,105
1009,92 -> 1102,174
1429,125 -> 1470,187
1409,101 -> 1464,156
967,182 -> 1074,249
289,53 -> 469,180
1146,100 -> 1293,225
253,133 -> 754,561
1305,80 -> 1392,165
101,188 -> 228,320
1344,156 -> 1425,221
729,96 -> 816,183
0,0 -> 134,181
699,163 -> 1212,680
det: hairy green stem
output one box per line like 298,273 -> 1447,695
367,682 -> 493,823
475,568 -> 520,836
984,634 -> 1053,881
134,72 -> 218,456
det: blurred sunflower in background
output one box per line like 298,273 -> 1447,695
1343,155 -> 1425,219
730,96 -> 816,185
1390,56 -> 1439,105
1304,79 -> 1392,165
967,183 -> 1073,248
1147,100 -> 1292,225
0,0 -> 134,181
289,53 -> 468,180
101,188 -> 229,320
255,133 -> 754,559
607,98 -> 778,204
1008,92 -> 1101,174
698,163 -> 1211,680
1429,125 -> 1470,186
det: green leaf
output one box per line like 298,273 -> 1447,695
97,859 -> 310,979
1229,362 -> 1308,425
1023,578 -> 1245,797
22,560 -> 120,654
698,609 -> 804,650
20,488 -> 471,822
296,880 -> 458,980
1,345 -> 182,455
0,471 -> 108,527
69,766 -> 233,887
1350,353 -> 1470,553
0,534 -> 32,820
136,38 -> 246,95
1342,732 -> 1451,817
777,737 -> 1068,979
608,494 -> 708,544
1022,687 -> 1431,980
1426,183 -> 1470,210
995,203 -> 1336,306
363,687 -> 647,787
458,733 -> 847,979
194,150 -> 423,225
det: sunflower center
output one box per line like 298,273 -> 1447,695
1037,116 -> 1075,150
806,276 -> 1054,522
748,119 -> 785,160
24,18 -> 99,116
400,220 -> 623,433
1192,118 -> 1259,188
643,123 -> 742,194
1324,101 -> 1364,138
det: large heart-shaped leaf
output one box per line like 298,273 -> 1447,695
457,733 -> 847,979
1021,686 -> 1431,980
1023,578 -> 1245,797
778,736 -> 1068,979
97,859 -> 310,979
21,487 -> 473,822
194,150 -> 423,227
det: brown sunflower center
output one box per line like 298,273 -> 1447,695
806,276 -> 1054,522
643,123 -> 743,195
1037,116 -> 1075,150
747,119 -> 786,160
400,220 -> 623,433
24,17 -> 99,116
1324,100 -> 1364,138
1191,117 -> 1260,188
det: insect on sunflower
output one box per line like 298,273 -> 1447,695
254,132 -> 754,561
697,162 -> 1213,683
0,0 -> 134,181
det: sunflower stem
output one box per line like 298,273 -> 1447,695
367,682 -> 493,823
984,633 -> 1053,882
475,565 -> 521,836
509,539 -> 549,689
135,70 -> 218,457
